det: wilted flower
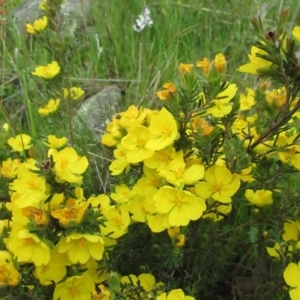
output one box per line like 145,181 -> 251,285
133,6 -> 153,32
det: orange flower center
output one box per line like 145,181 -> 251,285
24,238 -> 35,246
161,123 -> 171,135
137,138 -> 146,148
111,216 -> 122,225
289,147 -> 296,156
79,238 -> 86,247
27,179 -> 39,190
70,286 -> 78,296
59,157 -> 70,169
43,264 -> 50,271
174,196 -> 182,207
212,182 -> 223,192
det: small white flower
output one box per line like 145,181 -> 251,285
133,6 -> 153,32
94,33 -> 103,59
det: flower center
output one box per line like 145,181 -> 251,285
59,157 -> 70,169
70,286 -> 78,296
79,238 -> 86,247
212,182 -> 223,192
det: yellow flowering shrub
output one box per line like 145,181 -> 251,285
2,3 -> 300,300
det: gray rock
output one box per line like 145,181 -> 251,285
74,85 -> 122,141
11,0 -> 94,36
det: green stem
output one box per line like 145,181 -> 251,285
22,73 -> 37,138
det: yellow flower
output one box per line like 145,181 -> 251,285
0,263 -> 20,286
21,206 -> 49,226
266,242 -> 282,259
110,184 -> 136,204
62,87 -> 85,100
121,273 -> 158,298
213,53 -> 226,72
179,63 -> 193,74
157,289 -> 195,300
163,82 -> 177,93
205,83 -> 237,118
10,168 -> 49,208
54,274 -> 95,300
39,1 -> 48,11
282,221 -> 300,248
239,88 -> 256,111
154,186 -> 206,226
144,146 -> 176,170
147,213 -> 171,233
127,196 -> 149,223
87,194 -> 113,214
83,259 -> 109,284
159,151 -> 205,188
43,135 -> 68,148
6,229 -> 50,266
238,45 -> 272,75
32,61 -> 60,79
121,125 -> 155,163
265,87 -> 287,109
195,165 -> 240,203
7,134 -> 32,152
233,165 -> 255,183
190,116 -> 214,136
1,158 -> 21,178
33,249 -> 69,285
196,57 -> 210,74
51,202 -> 88,227
202,198 -> 232,222
156,90 -> 171,101
146,107 -> 179,151
0,254 -> 18,291
38,98 -> 60,115
100,205 -> 130,239
135,166 -> 163,196
245,189 -> 273,207
167,227 -> 186,247
167,226 -> 180,239
92,284 -> 111,300
57,233 -> 105,264
50,147 -> 89,184
116,105 -> 148,129
2,123 -> 9,132
156,82 -> 177,101
109,144 -> 130,175
26,16 -> 48,34
283,262 -> 300,300
101,121 -> 123,147
293,26 -> 300,42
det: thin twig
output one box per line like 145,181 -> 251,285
247,98 -> 300,153
135,42 -> 143,102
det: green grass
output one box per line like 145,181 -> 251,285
3,0 -> 300,106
